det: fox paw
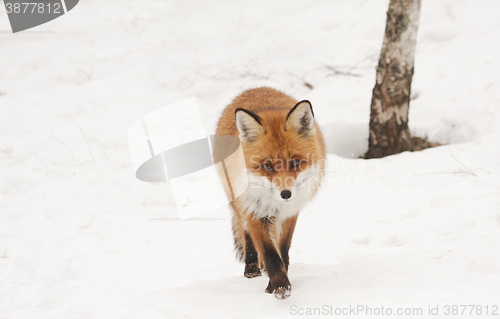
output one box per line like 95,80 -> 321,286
244,262 -> 262,278
265,281 -> 292,299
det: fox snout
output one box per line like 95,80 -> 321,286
280,190 -> 292,200
276,187 -> 294,202
272,176 -> 296,202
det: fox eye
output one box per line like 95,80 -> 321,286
289,159 -> 300,170
263,162 -> 273,171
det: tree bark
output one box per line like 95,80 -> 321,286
365,0 -> 421,159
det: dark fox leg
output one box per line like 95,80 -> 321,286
247,216 -> 291,299
243,232 -> 261,278
278,215 -> 298,273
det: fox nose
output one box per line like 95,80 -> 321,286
280,190 -> 292,200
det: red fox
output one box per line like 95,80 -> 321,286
214,87 -> 326,299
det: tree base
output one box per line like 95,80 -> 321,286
411,136 -> 441,151
363,136 -> 440,159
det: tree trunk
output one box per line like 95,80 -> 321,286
365,0 -> 421,159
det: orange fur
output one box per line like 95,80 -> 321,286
215,87 -> 326,299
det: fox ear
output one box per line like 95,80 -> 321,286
235,108 -> 265,143
286,100 -> 315,137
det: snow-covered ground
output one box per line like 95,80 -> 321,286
1,0 -> 499,318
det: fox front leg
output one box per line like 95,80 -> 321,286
278,215 -> 298,273
243,231 -> 262,278
247,217 -> 291,299
262,246 -> 292,299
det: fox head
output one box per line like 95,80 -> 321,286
234,101 -> 324,216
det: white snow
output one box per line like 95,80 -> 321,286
1,0 -> 499,318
